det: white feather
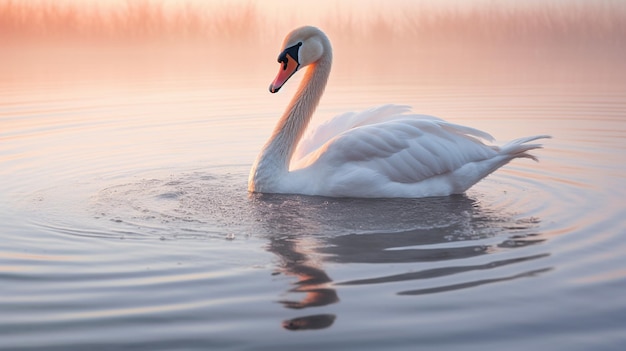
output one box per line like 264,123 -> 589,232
285,106 -> 548,197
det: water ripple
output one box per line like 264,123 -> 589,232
1,72 -> 625,349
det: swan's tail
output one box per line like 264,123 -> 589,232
500,135 -> 551,161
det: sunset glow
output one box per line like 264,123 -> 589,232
3,0 -> 625,89
3,0 -> 625,45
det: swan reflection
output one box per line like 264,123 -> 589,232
262,216 -> 339,330
251,193 -> 550,331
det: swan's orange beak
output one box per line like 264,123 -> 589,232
269,42 -> 302,93
269,52 -> 299,93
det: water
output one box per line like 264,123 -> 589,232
2,4 -> 626,350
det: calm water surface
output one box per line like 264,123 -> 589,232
2,35 -> 626,351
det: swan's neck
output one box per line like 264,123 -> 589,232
266,56 -> 332,168
250,49 -> 332,190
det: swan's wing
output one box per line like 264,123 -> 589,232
297,117 -> 498,183
294,104 -> 441,161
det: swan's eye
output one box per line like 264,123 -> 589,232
279,57 -> 289,71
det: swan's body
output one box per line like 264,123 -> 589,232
249,26 -> 548,198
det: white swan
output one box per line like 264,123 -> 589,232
249,26 -> 549,198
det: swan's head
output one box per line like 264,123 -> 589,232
269,26 -> 328,93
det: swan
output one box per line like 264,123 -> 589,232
248,26 -> 549,198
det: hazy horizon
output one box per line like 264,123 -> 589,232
2,0 -> 625,88
2,0 -> 625,43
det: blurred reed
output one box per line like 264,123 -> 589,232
1,0 -> 624,85
1,0 -> 624,50
0,0 -> 261,45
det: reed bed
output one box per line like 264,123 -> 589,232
1,0 -> 624,50
2,0 -> 624,85
0,0 -> 261,44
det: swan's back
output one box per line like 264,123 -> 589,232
294,105 -> 437,161
287,104 -> 548,198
